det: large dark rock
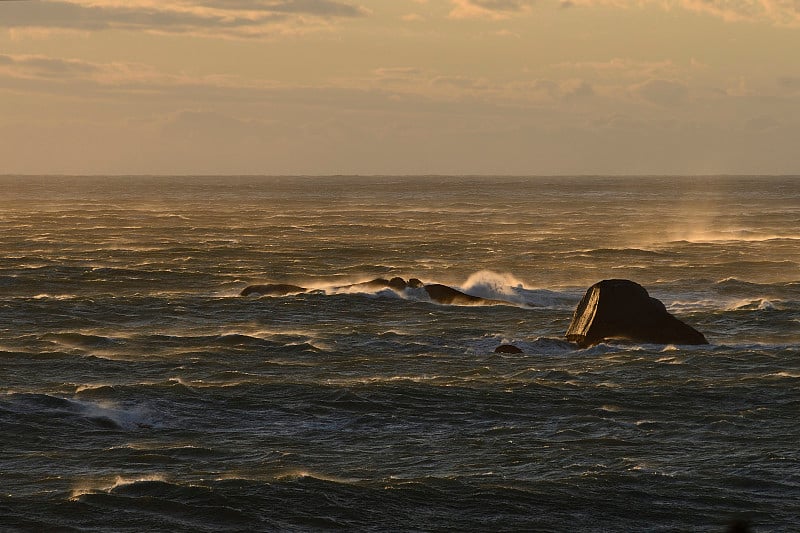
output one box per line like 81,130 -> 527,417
565,279 -> 708,347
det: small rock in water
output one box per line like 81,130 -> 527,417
494,344 -> 523,354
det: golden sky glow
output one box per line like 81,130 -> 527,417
1,0 -> 799,174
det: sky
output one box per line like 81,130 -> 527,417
1,0 -> 799,175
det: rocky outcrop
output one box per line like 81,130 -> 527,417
566,279 -> 708,347
241,277 -> 510,306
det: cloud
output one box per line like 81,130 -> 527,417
160,109 -> 280,144
0,53 -> 182,92
449,0 -> 533,19
778,76 -> 800,92
0,53 -> 102,79
743,114 -> 780,132
0,53 -> 452,114
555,58 -> 681,80
563,79 -> 594,99
431,75 -> 489,89
677,0 -> 773,23
449,0 -> 800,26
5,0 -> 799,34
633,79 -> 689,106
401,13 -> 425,22
369,65 -> 600,105
193,0 -> 366,17
0,0 -> 367,37
646,0 -> 800,26
4,48 -> 800,175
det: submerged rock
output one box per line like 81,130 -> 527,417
565,279 -> 708,348
494,344 -> 523,354
240,284 -> 308,296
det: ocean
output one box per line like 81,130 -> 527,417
1,176 -> 798,531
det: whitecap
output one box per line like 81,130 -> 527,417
725,298 -> 780,311
764,371 -> 800,379
70,474 -> 167,500
460,270 -> 526,298
75,399 -> 157,430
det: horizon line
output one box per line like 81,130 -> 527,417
1,173 -> 798,179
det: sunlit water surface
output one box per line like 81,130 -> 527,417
1,176 -> 799,531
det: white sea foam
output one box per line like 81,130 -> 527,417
458,270 -> 575,308
765,371 -> 800,379
461,270 -> 525,298
76,399 -> 156,430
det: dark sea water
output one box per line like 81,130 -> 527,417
1,176 -> 798,532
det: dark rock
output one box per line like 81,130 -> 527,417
423,284 -> 510,306
565,279 -> 708,347
240,284 -> 307,296
407,278 -> 424,288
338,278 -> 406,291
726,519 -> 752,533
345,278 -> 391,290
495,344 -> 523,354
423,283 -> 491,305
388,277 -> 407,290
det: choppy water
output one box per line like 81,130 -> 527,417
1,176 -> 799,532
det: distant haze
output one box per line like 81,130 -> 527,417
1,0 -> 799,175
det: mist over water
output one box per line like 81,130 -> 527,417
1,176 -> 798,531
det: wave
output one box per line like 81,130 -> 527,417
71,474 -> 505,530
70,474 -> 167,500
459,270 -> 574,308
725,298 -> 781,312
519,336 -> 577,354
715,277 -> 787,291
575,247 -> 667,258
665,232 -> 800,244
71,477 -> 254,529
470,335 -> 577,356
69,471 -> 749,532
1,393 -> 156,431
43,332 -> 125,350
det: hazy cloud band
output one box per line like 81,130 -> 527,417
0,0 -> 367,37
